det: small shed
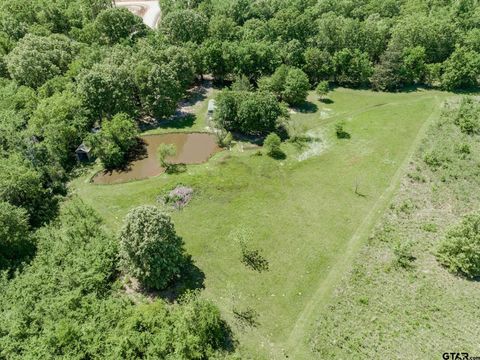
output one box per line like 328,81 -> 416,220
207,99 -> 216,118
75,143 -> 92,162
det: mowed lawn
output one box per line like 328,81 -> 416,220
71,88 -> 449,359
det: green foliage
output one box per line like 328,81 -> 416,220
453,97 -> 480,135
0,201 -> 31,269
29,91 -> 90,169
162,9 -> 208,44
441,47 -> 480,90
133,62 -> 183,119
6,34 -> 78,88
215,90 -> 285,135
315,81 -> 329,99
263,133 -> 282,157
393,239 -> 415,269
91,8 -> 147,45
437,213 -> 480,278
0,153 -> 57,227
335,121 -> 350,139
89,113 -> 139,169
157,143 -> 177,170
119,205 -> 187,290
215,129 -> 234,148
231,74 -> 252,92
333,48 -> 373,87
259,65 -> 310,106
76,62 -> 136,120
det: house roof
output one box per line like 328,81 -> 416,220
75,143 -> 91,154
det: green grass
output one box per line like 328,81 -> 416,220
71,88 -> 450,359
142,86 -> 219,135
310,96 -> 480,359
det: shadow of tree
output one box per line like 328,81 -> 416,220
295,101 -> 318,113
157,256 -> 206,302
320,98 -> 334,104
158,114 -> 196,130
269,150 -> 287,160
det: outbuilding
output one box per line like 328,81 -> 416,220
75,143 -> 92,162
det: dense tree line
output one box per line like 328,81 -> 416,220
0,200 -> 231,359
159,0 -> 480,91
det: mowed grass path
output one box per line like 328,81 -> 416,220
72,88 -> 449,359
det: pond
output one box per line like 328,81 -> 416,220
93,133 -> 220,184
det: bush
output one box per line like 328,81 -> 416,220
454,97 -> 480,135
119,205 -> 187,289
263,133 -> 282,157
215,90 -> 285,136
315,81 -> 329,100
436,213 -> 480,278
335,121 -> 350,139
157,143 -> 177,170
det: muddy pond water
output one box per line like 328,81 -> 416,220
93,133 -> 220,184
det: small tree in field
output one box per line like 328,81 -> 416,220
315,81 -> 329,101
264,133 -> 282,157
436,213 -> 480,278
157,143 -> 177,170
119,205 -> 186,290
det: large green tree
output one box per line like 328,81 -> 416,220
89,113 -> 139,169
6,34 -> 78,88
119,205 -> 187,290
76,63 -> 136,120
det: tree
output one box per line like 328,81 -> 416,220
263,133 -> 282,157
259,65 -> 310,106
282,67 -> 310,106
157,143 -> 177,170
215,90 -> 286,136
76,63 -> 136,120
303,47 -> 334,85
0,202 -> 31,269
89,113 -> 139,169
333,48 -> 373,87
0,153 -> 56,227
162,9 -> 208,44
133,63 -> 183,119
315,81 -> 329,100
6,34 -> 78,88
91,8 -> 147,45
29,91 -> 90,170
441,47 -> 480,90
119,205 -> 186,290
437,213 -> 480,278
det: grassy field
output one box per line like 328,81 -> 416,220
310,96 -> 480,359
71,87 -> 450,359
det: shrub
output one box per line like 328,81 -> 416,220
453,97 -> 480,135
157,143 -> 177,170
436,213 -> 480,278
119,205 -> 186,289
335,121 -> 350,139
393,239 -> 415,269
315,81 -> 329,100
263,133 -> 282,157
